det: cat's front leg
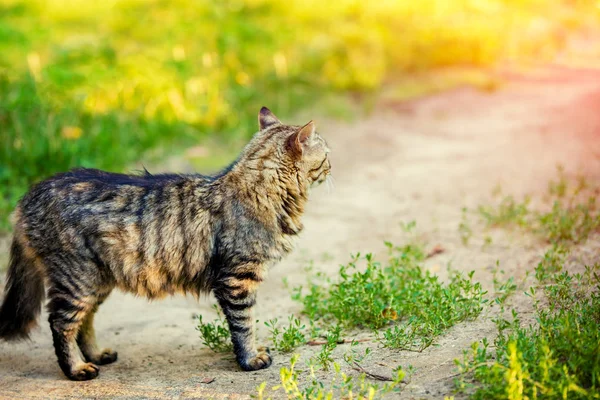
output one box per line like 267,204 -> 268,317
213,269 -> 272,371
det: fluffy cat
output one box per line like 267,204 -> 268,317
0,107 -> 331,380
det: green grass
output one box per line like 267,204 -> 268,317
2,0 -> 599,231
478,170 -> 600,246
265,316 -> 307,353
0,75 -> 197,231
196,305 -> 233,353
254,354 -> 405,400
459,206 -> 474,245
455,261 -> 600,399
292,234 -> 488,353
478,195 -> 531,229
456,173 -> 600,399
311,326 -> 343,372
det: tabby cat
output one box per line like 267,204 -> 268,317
0,107 -> 331,380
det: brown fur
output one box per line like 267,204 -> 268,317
0,107 -> 331,380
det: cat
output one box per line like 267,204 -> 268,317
0,107 -> 331,380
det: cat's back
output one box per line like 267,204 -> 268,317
11,167 -> 221,298
20,168 -> 192,210
16,168 -> 212,240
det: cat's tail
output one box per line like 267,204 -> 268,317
0,237 -> 45,341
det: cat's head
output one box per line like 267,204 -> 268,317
254,107 -> 331,189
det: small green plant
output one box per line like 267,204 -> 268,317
343,341 -> 372,366
265,316 -> 307,353
534,244 -> 568,283
479,170 -> 600,246
254,353 -> 405,400
482,235 -> 493,249
196,305 -> 232,353
312,325 -> 342,371
537,196 -> 599,245
293,240 -> 488,353
459,207 -> 473,245
456,265 -> 600,399
378,269 -> 487,352
491,265 -> 518,307
478,195 -> 531,228
456,174 -> 600,400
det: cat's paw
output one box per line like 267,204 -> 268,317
68,362 -> 100,381
87,348 -> 118,365
239,347 -> 272,371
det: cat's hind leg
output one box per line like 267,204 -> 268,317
48,296 -> 99,380
46,261 -> 109,381
77,290 -> 118,365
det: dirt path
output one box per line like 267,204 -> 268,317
1,65 -> 599,399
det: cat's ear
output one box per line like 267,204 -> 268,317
288,120 -> 315,155
258,106 -> 281,130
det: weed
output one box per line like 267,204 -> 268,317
294,241 -> 487,353
479,171 -> 600,246
457,174 -> 600,399
379,268 -> 487,352
548,165 -> 569,198
534,244 -> 568,283
254,353 -> 405,400
312,325 -> 342,371
456,265 -> 600,399
491,265 -> 518,307
399,220 -> 418,233
196,305 -> 232,353
459,207 -> 473,245
265,316 -> 307,353
482,235 -> 493,249
321,252 -> 335,262
343,341 -> 372,366
478,195 -> 531,228
537,197 -> 599,245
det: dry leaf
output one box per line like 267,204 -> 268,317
381,308 -> 398,320
425,244 -> 445,259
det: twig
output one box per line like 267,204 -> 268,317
394,345 -> 426,353
351,362 -> 393,382
425,244 -> 445,259
306,338 -> 371,346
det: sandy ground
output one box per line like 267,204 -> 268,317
1,65 -> 600,399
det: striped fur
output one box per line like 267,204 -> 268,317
0,107 -> 331,380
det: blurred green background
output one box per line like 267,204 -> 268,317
1,0 -> 599,231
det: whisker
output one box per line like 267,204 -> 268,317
325,174 -> 335,194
